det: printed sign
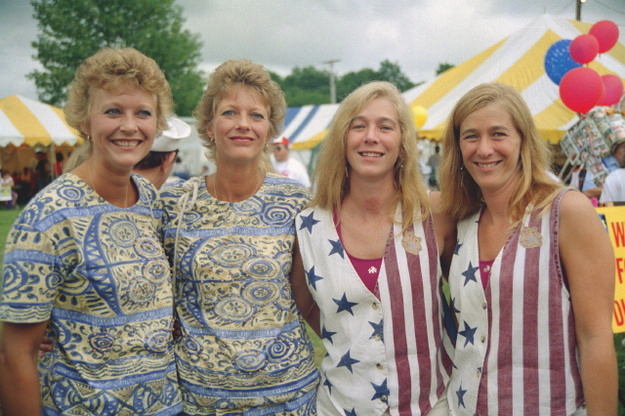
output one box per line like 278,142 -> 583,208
596,206 -> 625,333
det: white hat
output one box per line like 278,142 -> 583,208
151,117 -> 192,152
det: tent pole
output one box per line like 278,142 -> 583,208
50,144 -> 57,179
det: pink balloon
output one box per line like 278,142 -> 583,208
589,20 -> 620,53
569,34 -> 599,64
559,67 -> 603,114
597,74 -> 624,106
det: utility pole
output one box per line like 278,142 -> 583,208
323,59 -> 340,104
575,0 -> 587,21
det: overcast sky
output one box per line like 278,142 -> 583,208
1,0 -> 624,102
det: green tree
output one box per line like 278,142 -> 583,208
336,61 -> 417,102
276,66 -> 329,106
274,61 -> 419,106
29,0 -> 204,116
336,68 -> 377,102
435,62 -> 455,75
375,59 -> 415,92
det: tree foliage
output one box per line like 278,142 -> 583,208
274,60 -> 418,106
375,60 -> 415,91
435,62 -> 455,75
275,66 -> 330,106
336,68 -> 378,102
29,0 -> 204,116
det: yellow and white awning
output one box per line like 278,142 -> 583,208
404,15 -> 625,143
0,94 -> 80,147
283,15 -> 625,148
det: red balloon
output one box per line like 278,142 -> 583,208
559,67 -> 603,114
569,34 -> 599,64
589,20 -> 620,53
597,74 -> 624,106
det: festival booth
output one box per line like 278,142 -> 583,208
0,94 -> 81,176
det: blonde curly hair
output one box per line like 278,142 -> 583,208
194,59 -> 286,161
64,47 -> 172,139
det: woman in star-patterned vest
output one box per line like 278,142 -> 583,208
439,83 -> 616,415
292,81 -> 456,415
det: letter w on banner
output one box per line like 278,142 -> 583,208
596,206 -> 625,333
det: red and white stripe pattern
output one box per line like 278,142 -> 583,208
448,191 -> 584,415
379,214 -> 449,415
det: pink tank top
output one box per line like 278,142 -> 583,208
333,210 -> 382,294
479,259 -> 494,288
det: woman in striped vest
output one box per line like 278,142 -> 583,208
439,82 -> 616,415
292,81 -> 456,415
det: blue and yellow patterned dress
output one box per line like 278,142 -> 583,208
0,173 -> 181,416
159,173 -> 319,416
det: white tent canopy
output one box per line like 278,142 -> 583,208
0,95 -> 80,148
282,15 -> 625,148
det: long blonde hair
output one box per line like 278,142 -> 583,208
311,81 -> 429,231
439,83 -> 561,222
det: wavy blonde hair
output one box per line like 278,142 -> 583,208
194,59 -> 286,162
439,82 -> 561,223
311,81 -> 428,231
65,47 -> 172,137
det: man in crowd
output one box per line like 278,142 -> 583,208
134,116 -> 191,189
600,137 -> 625,206
270,136 -> 311,188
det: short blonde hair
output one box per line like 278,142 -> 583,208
439,82 -> 561,222
194,59 -> 286,161
64,47 -> 172,137
311,81 -> 429,231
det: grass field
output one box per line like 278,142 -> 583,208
0,207 -> 20,268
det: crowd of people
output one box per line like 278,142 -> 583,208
0,46 -> 618,415
0,152 -> 57,208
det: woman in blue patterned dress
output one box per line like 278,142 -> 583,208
158,59 -> 319,415
0,47 -> 182,416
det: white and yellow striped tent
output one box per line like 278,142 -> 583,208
0,94 -> 80,147
404,14 -> 625,144
284,15 -> 625,149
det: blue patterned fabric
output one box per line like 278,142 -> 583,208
0,173 -> 181,416
159,173 -> 319,415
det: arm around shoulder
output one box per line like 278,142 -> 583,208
559,190 -> 617,415
290,239 -> 320,335
429,191 -> 457,275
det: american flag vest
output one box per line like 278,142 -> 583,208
296,206 -> 449,415
447,191 -> 584,415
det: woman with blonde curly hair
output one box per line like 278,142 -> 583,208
439,82 -> 616,415
0,47 -> 182,415
159,59 -> 319,415
293,81 -> 455,415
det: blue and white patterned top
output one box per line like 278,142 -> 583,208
159,173 -> 319,415
0,173 -> 181,416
